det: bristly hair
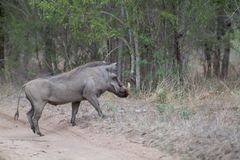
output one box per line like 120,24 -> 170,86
74,61 -> 109,73
46,61 -> 109,82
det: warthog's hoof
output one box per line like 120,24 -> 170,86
71,122 -> 76,126
37,132 -> 44,136
71,119 -> 76,126
31,126 -> 35,133
100,114 -> 105,119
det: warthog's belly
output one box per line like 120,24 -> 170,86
46,84 -> 84,105
47,93 -> 83,105
48,101 -> 60,105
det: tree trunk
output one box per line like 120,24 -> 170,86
213,47 -> 220,77
128,30 -> 135,84
173,30 -> 183,83
221,15 -> 232,79
0,32 -> 4,70
133,31 -> 140,91
0,3 -> 4,70
171,1 -> 183,84
204,43 -> 212,78
214,8 -> 224,77
117,39 -> 123,80
117,3 -> 125,80
221,41 -> 230,78
35,33 -> 42,72
125,4 -> 135,85
44,25 -> 56,73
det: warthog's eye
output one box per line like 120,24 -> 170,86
110,74 -> 118,81
112,76 -> 117,80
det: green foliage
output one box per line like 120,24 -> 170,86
179,107 -> 192,120
155,103 -> 193,121
155,103 -> 175,114
139,34 -> 154,46
138,59 -> 148,65
30,0 -> 122,44
104,101 -> 116,112
160,11 -> 177,26
1,0 -> 240,88
152,50 -> 172,79
212,0 -> 227,7
157,89 -> 168,104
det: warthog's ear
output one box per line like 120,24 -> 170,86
106,62 -> 117,72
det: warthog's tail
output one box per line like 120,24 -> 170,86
14,84 -> 26,120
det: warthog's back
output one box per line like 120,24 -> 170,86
47,61 -> 107,83
24,61 -> 110,104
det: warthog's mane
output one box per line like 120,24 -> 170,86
74,61 -> 109,73
46,61 -> 109,82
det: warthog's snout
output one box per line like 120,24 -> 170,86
118,86 -> 129,97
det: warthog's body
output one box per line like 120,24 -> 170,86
14,61 -> 128,136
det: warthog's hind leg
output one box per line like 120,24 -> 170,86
71,101 -> 80,126
32,101 -> 46,136
26,96 -> 35,133
27,106 -> 35,133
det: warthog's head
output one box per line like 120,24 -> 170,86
106,63 -> 129,98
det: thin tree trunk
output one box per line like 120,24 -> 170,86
64,26 -> 72,71
221,15 -> 232,79
125,4 -> 135,84
44,25 -> 56,73
171,2 -> 183,84
117,39 -> 123,80
213,47 -> 220,77
35,33 -> 42,71
173,30 -> 183,83
204,43 -> 212,78
133,31 -> 140,90
221,38 -> 230,78
214,8 -> 224,77
117,3 -> 125,80
129,30 -> 135,84
0,33 -> 4,70
0,3 -> 4,69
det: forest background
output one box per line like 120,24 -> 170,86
1,0 -> 240,91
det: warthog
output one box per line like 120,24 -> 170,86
14,61 -> 129,136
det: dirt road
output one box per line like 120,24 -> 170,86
0,98 -> 174,160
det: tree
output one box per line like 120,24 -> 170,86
2,0 -> 240,89
0,2 -> 4,69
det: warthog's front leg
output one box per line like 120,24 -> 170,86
86,95 -> 104,118
71,101 -> 80,126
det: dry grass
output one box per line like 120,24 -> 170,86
0,83 -> 16,102
94,78 -> 240,160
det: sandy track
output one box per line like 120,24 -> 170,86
0,102 -> 174,160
